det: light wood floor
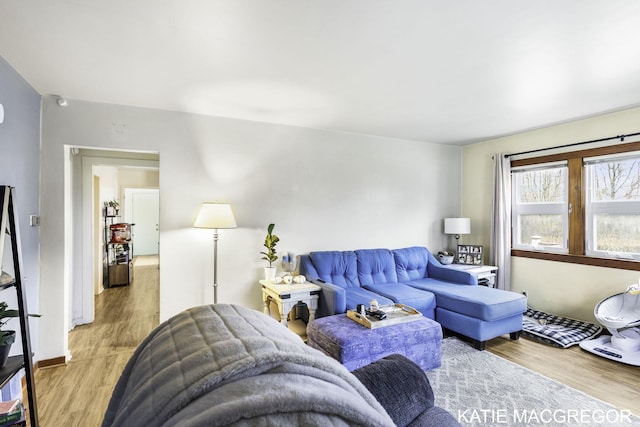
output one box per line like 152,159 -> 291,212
486,335 -> 640,416
34,261 -> 639,425
35,257 -> 159,427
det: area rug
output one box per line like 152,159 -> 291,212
426,338 -> 638,427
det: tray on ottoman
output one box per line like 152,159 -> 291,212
307,313 -> 442,371
347,304 -> 422,329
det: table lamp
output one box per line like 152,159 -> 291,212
444,217 -> 471,244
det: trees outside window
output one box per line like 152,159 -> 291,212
586,156 -> 640,259
512,164 -> 567,251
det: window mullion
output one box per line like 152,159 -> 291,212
568,158 -> 585,255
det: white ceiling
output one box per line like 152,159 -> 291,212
2,1 -> 640,145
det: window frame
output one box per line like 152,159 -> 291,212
510,140 -> 640,272
511,162 -> 569,253
584,154 -> 640,260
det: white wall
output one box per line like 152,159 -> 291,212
462,106 -> 640,323
39,96 -> 462,360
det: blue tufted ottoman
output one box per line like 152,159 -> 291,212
307,314 -> 442,371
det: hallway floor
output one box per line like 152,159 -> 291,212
34,256 -> 159,426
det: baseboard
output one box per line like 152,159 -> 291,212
37,356 -> 67,369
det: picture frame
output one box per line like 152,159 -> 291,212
457,244 -> 483,265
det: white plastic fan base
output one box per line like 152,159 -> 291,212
580,334 -> 640,366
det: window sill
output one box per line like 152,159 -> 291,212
511,249 -> 640,271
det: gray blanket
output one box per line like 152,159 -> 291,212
102,304 -> 394,427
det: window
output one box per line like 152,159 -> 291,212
585,153 -> 640,260
512,162 -> 568,252
510,141 -> 640,270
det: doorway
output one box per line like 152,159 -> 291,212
74,148 -> 159,329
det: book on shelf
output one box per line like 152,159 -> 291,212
0,399 -> 18,415
0,401 -> 23,426
0,400 -> 19,417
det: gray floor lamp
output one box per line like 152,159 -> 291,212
194,202 -> 237,304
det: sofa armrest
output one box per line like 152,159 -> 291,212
310,280 -> 347,316
352,354 -> 460,427
427,253 -> 477,286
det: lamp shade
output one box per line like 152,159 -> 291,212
444,217 -> 470,235
194,203 -> 237,229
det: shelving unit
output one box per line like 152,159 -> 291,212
0,186 -> 38,426
103,213 -> 133,287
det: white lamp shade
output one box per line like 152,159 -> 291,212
444,217 -> 470,235
194,203 -> 237,229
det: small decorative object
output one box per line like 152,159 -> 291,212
293,275 -> 306,284
369,299 -> 379,312
281,252 -> 296,275
437,250 -> 454,265
0,301 -> 40,368
260,223 -> 279,280
282,275 -> 293,284
106,199 -> 120,216
273,276 -> 283,284
357,304 -> 366,315
457,244 -> 483,265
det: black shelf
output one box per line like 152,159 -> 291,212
0,356 -> 24,389
104,211 -> 133,287
0,186 -> 38,426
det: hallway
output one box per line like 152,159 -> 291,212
35,256 -> 159,426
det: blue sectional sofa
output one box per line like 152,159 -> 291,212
299,246 -> 527,350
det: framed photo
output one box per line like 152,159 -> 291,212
457,245 -> 483,265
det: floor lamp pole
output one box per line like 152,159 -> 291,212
213,228 -> 219,304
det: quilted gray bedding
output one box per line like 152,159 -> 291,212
102,304 -> 394,427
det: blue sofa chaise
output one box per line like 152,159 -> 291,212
299,246 -> 527,350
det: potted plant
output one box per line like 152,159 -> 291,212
106,199 -> 120,216
260,223 -> 279,280
0,301 -> 40,368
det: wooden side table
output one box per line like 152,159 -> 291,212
260,279 -> 321,327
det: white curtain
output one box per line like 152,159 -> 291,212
490,154 -> 511,290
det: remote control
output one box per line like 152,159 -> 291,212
366,309 -> 387,320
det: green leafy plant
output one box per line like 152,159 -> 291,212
260,223 -> 279,267
0,301 -> 40,346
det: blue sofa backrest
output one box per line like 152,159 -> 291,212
355,249 -> 398,285
393,246 -> 429,281
302,251 -> 360,289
